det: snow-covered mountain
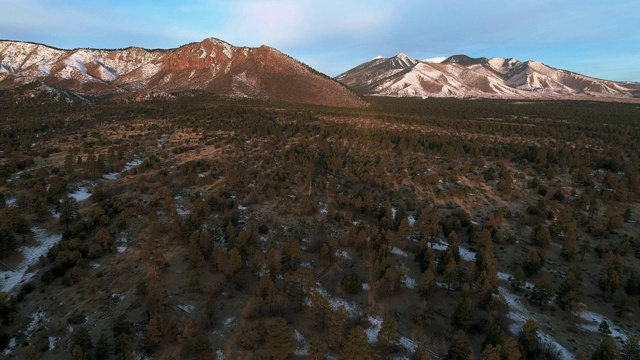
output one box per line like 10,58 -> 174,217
336,53 -> 640,100
0,38 -> 366,107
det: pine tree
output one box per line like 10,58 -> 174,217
446,330 -> 471,360
71,326 -> 94,360
621,335 -> 640,360
308,335 -> 327,360
341,326 -> 370,360
377,314 -> 399,350
225,247 -> 243,280
444,257 -> 457,293
266,318 -> 296,360
95,333 -> 110,360
592,336 -> 620,360
530,275 -> 553,306
518,319 -> 542,359
419,269 -> 436,299
328,306 -> 348,350
451,293 -> 474,331
556,268 -> 582,312
501,336 -> 522,360
530,225 -> 551,249
482,344 -> 502,360
59,196 -> 80,230
599,320 -> 612,335
561,228 -> 578,261
144,314 -> 163,351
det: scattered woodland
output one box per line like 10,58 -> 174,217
1,89 -> 640,360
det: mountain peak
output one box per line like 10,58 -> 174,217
0,38 -> 366,107
442,54 -> 487,66
391,53 -> 417,67
336,51 -> 640,100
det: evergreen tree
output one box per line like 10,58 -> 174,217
308,335 -> 327,360
266,318 -> 296,360
328,306 -> 348,350
95,333 -> 110,360
592,336 -> 620,360
341,326 -> 370,360
451,293 -> 474,332
378,314 -> 399,350
419,269 -> 436,299
556,268 -> 582,311
446,330 -> 471,360
530,275 -> 553,306
59,196 -> 80,230
71,326 -> 94,360
518,319 -> 542,359
621,335 -> 640,360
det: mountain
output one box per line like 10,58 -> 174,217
336,53 -> 640,100
0,38 -> 366,107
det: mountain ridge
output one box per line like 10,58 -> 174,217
0,38 -> 366,107
336,53 -> 640,100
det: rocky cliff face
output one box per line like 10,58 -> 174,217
0,38 -> 366,107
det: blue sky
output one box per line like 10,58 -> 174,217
1,0 -> 639,81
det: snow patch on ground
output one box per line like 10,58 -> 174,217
3,337 -> 16,356
428,240 -> 476,262
301,261 -> 315,269
48,336 -> 57,350
408,215 -> 415,226
398,336 -> 418,354
5,197 -> 16,207
176,206 -> 191,217
0,227 -> 62,293
578,311 -> 628,341
498,286 -> 530,333
499,287 -> 574,360
177,303 -> 195,314
116,237 -> 128,253
498,272 -> 534,289
69,186 -> 92,202
103,158 -> 142,180
294,330 -> 309,356
313,284 -> 362,318
362,282 -> 370,291
216,348 -> 225,360
538,331 -> 574,360
335,249 -> 351,260
26,308 -> 48,339
402,275 -> 416,289
224,316 -> 236,328
391,246 -> 409,257
365,315 -> 382,343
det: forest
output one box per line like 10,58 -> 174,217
1,90 -> 640,359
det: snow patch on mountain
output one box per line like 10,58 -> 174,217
422,56 -> 446,63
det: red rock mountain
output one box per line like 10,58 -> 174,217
0,38 -> 366,107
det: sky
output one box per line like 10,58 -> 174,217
1,0 -> 639,82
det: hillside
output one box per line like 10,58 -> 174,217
336,53 -> 640,101
0,39 -> 366,107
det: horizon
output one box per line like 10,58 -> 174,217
1,1 -> 639,82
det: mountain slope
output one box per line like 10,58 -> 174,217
0,38 -> 366,107
336,54 -> 640,100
